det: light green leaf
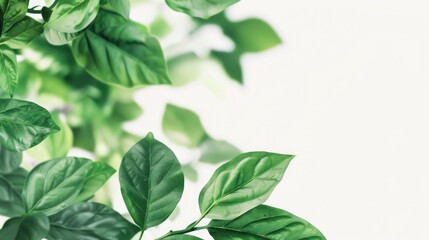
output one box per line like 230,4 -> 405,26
112,100 -> 143,122
199,152 -> 294,220
26,112 -> 73,161
208,205 -> 326,240
162,104 -> 207,148
211,50 -> 243,84
100,0 -> 130,18
23,157 -> 92,215
48,202 -> 139,240
0,99 -> 60,151
199,138 -> 240,164
119,133 -> 184,231
224,18 -> 282,53
0,212 -> 50,240
0,46 -> 17,96
71,10 -> 170,87
0,16 -> 42,49
182,163 -> 198,182
165,0 -> 240,19
0,145 -> 22,173
0,176 -> 25,217
44,27 -> 82,46
73,162 -> 115,203
163,235 -> 203,240
46,0 -> 100,33
0,0 -> 29,33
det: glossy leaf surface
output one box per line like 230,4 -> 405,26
0,146 -> 22,173
44,27 -> 82,46
0,212 -> 49,240
199,152 -> 294,220
100,0 -> 130,18
0,47 -> 17,96
162,104 -> 207,148
165,0 -> 240,19
48,202 -> 139,240
0,99 -> 60,151
23,157 -> 92,215
71,10 -> 170,87
0,0 -> 29,33
0,176 -> 25,217
119,133 -> 184,230
0,16 -> 42,49
208,205 -> 326,240
2,167 -> 27,193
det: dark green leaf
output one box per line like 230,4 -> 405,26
0,98 -> 60,151
162,104 -> 207,148
119,133 -> 184,231
0,212 -> 50,240
208,205 -> 326,240
199,152 -> 294,220
0,176 -> 25,217
23,157 -> 92,215
112,100 -> 142,122
100,0 -> 130,18
199,138 -> 240,164
71,10 -> 170,87
0,145 -> 22,173
0,0 -> 29,33
224,18 -> 282,53
0,46 -> 17,96
48,202 -> 139,240
211,50 -> 243,84
163,235 -> 203,240
0,16 -> 42,49
73,161 -> 116,203
2,167 -> 27,193
165,0 -> 240,19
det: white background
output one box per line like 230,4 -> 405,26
126,0 -> 429,239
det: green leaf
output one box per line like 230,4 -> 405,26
163,235 -> 203,240
48,202 -> 139,240
119,133 -> 184,231
0,46 -> 17,96
73,161 -> 115,203
23,157 -> 92,215
211,50 -> 243,84
162,104 -> 207,148
26,112 -> 73,161
0,176 -> 25,217
199,152 -> 294,220
100,0 -> 130,18
0,98 -> 60,151
199,139 -> 240,164
0,0 -> 29,33
208,205 -> 326,240
0,16 -> 42,49
0,145 -> 22,173
165,0 -> 240,19
46,0 -> 100,33
2,167 -> 27,193
224,18 -> 282,53
0,212 -> 50,240
182,163 -> 198,182
71,10 -> 170,87
44,27 -> 82,46
112,100 -> 143,122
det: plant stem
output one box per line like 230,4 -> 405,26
156,225 -> 208,240
138,231 -> 144,240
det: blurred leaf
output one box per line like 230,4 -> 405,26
71,10 -> 170,87
72,125 -> 96,151
0,176 -> 25,217
199,152 -> 294,220
164,235 -> 203,240
150,15 -> 172,38
224,18 -> 282,53
167,53 -> 202,86
182,164 -> 198,182
0,98 -> 60,152
165,0 -> 240,19
199,139 -> 240,164
208,205 -> 326,240
0,46 -> 17,96
0,213 -> 50,240
26,112 -> 73,160
101,0 -> 130,18
119,133 -> 184,231
112,100 -> 142,122
0,146 -> 22,173
211,50 -> 243,84
48,202 -> 139,240
162,103 -> 207,148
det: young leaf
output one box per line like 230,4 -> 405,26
0,99 -> 60,151
211,50 -> 243,84
71,10 -> 170,87
0,146 -> 22,173
73,161 -> 116,203
0,16 -> 42,49
46,0 -> 100,33
119,133 -> 184,231
162,104 -> 207,148
0,212 -> 50,240
224,18 -> 282,53
165,0 -> 240,19
23,157 -> 92,215
163,235 -> 204,240
199,152 -> 294,220
182,163 -> 198,182
100,0 -> 130,18
0,176 -> 25,217
0,46 -> 17,96
48,202 -> 139,240
199,139 -> 240,164
208,205 -> 326,240
0,0 -> 29,33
